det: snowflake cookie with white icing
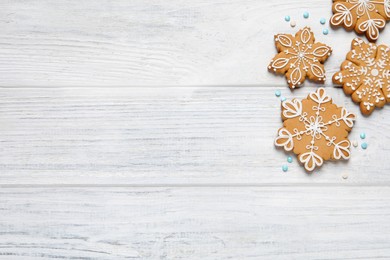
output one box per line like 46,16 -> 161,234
275,88 -> 356,172
333,38 -> 390,115
330,0 -> 390,42
268,27 -> 332,89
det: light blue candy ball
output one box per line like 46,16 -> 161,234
361,142 -> 368,149
282,165 -> 288,172
287,156 -> 293,163
320,18 -> 326,24
285,16 -> 290,22
323,29 -> 329,35
303,11 -> 309,18
360,133 -> 366,139
275,90 -> 281,97
281,97 -> 286,102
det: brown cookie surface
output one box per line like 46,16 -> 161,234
330,0 -> 390,42
333,38 -> 390,115
275,88 -> 355,172
268,27 -> 332,89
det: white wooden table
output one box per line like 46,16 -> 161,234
1,0 -> 390,259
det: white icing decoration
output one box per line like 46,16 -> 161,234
333,140 -> 351,159
271,58 -> 290,69
274,88 -> 355,171
275,128 -> 294,151
282,99 -> 302,118
277,35 -> 292,48
331,2 -> 353,27
300,152 -> 323,172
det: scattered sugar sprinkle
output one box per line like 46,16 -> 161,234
290,21 -> 296,27
275,90 -> 281,97
360,132 -> 366,139
303,11 -> 309,19
287,156 -> 293,163
323,29 -> 329,35
361,142 -> 368,149
282,165 -> 288,172
352,140 -> 358,147
342,173 -> 348,179
320,18 -> 326,24
285,15 -> 290,22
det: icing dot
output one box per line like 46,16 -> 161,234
303,11 -> 309,18
371,69 -> 379,76
282,165 -> 288,172
361,142 -> 368,149
281,96 -> 286,102
275,90 -> 281,97
320,18 -> 326,25
290,21 -> 296,27
323,29 -> 329,35
285,15 -> 290,22
352,140 -> 358,147
360,133 -> 366,139
287,156 -> 293,163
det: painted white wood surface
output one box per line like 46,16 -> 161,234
1,0 -> 390,259
0,0 -> 389,87
0,86 -> 389,185
1,187 -> 390,260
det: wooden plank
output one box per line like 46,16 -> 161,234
0,86 -> 388,185
1,0 -> 389,86
0,187 -> 390,259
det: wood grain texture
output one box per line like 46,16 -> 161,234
1,0 -> 389,86
1,86 -> 389,185
1,187 -> 390,259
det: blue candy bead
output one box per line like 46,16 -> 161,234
323,29 -> 329,35
360,133 -> 366,139
275,90 -> 281,97
303,11 -> 309,18
282,165 -> 288,172
320,18 -> 326,24
361,142 -> 368,149
285,15 -> 291,22
287,156 -> 293,163
281,97 -> 286,102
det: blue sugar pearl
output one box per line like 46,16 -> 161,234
275,90 -> 281,97
323,29 -> 329,35
285,15 -> 291,22
282,165 -> 288,172
361,142 -> 368,149
281,96 -> 286,102
303,11 -> 309,18
360,133 -> 366,139
287,156 -> 293,163
320,18 -> 326,24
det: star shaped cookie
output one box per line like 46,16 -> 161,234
268,27 -> 332,89
333,38 -> 390,115
275,88 -> 355,172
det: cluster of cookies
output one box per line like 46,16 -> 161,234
270,2 -> 390,172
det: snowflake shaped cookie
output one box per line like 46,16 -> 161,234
330,0 -> 390,42
333,38 -> 390,115
268,27 -> 332,89
275,88 -> 355,172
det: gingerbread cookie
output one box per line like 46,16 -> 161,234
275,88 -> 355,172
330,0 -> 390,42
333,38 -> 390,115
268,27 -> 332,89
